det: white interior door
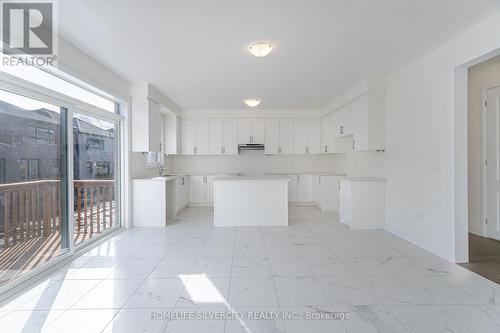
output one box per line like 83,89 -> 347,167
486,86 -> 500,240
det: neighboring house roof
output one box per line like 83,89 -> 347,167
73,118 -> 114,138
0,100 -> 114,138
0,100 -> 60,124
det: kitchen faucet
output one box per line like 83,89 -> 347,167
159,167 -> 168,177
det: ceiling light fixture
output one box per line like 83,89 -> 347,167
248,42 -> 272,57
244,98 -> 261,107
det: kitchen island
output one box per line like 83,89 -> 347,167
213,176 -> 289,227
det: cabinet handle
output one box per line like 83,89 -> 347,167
221,147 -> 224,154
193,147 -> 196,154
297,175 -> 300,182
352,140 -> 355,150
340,126 -> 344,135
181,177 -> 185,185
324,145 -> 328,153
305,146 -> 309,154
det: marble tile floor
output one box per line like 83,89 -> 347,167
1,207 -> 500,332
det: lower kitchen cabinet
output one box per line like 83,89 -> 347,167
175,175 -> 188,213
188,175 -> 223,205
275,173 -> 343,211
314,175 -> 342,211
339,178 -> 385,229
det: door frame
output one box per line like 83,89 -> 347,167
453,47 -> 500,263
481,85 -> 500,239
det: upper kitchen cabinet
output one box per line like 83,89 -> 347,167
164,113 -> 180,155
264,120 -> 293,154
132,97 -> 162,152
181,120 -> 209,155
350,92 -> 385,151
238,119 -> 265,144
293,119 -> 320,154
208,120 -> 238,154
320,112 -> 350,154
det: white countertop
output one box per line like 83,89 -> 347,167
133,172 -> 238,182
214,176 -> 290,182
265,171 -> 346,176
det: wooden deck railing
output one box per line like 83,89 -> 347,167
74,180 -> 115,245
0,179 -> 115,251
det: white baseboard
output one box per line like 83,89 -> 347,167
384,223 -> 452,262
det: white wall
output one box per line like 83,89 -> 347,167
467,56 -> 500,235
384,11 -> 500,261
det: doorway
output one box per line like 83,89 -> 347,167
461,55 -> 500,283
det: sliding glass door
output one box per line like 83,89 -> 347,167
73,112 -> 120,247
0,90 -> 69,285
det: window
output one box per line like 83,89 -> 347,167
0,91 -> 69,287
0,58 -> 116,112
0,64 -> 123,290
18,159 -> 40,181
86,137 -> 105,150
26,127 -> 56,144
146,152 -> 163,168
74,113 -> 119,246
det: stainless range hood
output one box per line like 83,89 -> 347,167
238,143 -> 265,151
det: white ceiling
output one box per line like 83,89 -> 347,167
58,0 -> 500,110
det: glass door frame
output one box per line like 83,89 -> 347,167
71,105 -> 123,251
0,71 -> 126,297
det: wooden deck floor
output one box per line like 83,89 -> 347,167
0,231 -> 98,284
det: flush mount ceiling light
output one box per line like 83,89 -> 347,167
248,42 -> 272,57
243,98 -> 261,107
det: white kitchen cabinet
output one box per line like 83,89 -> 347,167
297,175 -> 313,202
181,120 -> 195,155
307,119 -> 320,154
264,120 -> 279,154
294,119 -> 320,154
189,175 -> 206,203
132,97 -> 162,152
209,120 -> 224,154
188,175 -> 218,205
205,176 -> 216,203
209,120 -> 238,154
175,175 -> 188,213
351,92 -> 385,151
238,120 -> 265,144
265,120 -> 293,154
164,113 -> 180,155
133,178 -> 179,226
287,175 -> 298,202
312,175 -> 322,204
320,112 -> 334,154
279,120 -> 293,154
336,104 -> 355,138
222,120 -> 238,154
181,120 -> 209,155
319,176 -> 341,211
339,178 -> 385,229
